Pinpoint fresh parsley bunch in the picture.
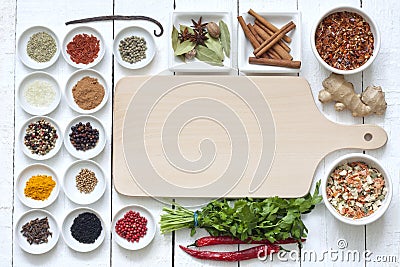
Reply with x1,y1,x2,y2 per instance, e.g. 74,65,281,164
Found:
160,181,322,242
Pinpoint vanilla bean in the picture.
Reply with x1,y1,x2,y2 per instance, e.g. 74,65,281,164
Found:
65,15,164,37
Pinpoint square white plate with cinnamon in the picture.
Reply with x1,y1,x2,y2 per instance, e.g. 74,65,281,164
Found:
238,11,301,74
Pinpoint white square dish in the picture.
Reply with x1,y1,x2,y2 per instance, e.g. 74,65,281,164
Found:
169,12,233,73
238,11,301,74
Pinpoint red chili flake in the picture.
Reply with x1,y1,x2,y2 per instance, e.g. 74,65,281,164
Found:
315,11,374,70
66,33,100,64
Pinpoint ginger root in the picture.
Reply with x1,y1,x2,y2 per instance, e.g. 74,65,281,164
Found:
318,73,387,117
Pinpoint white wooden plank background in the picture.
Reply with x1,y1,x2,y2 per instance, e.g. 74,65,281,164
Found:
0,0,399,266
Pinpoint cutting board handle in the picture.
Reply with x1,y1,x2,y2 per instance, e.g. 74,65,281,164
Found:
333,123,387,150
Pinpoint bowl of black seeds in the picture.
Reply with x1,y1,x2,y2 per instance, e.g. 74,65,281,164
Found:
61,207,105,252
113,26,156,69
18,26,60,70
15,209,60,254
64,115,106,160
20,116,63,160
63,159,106,205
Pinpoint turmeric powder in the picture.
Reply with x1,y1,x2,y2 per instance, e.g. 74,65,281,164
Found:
24,175,56,201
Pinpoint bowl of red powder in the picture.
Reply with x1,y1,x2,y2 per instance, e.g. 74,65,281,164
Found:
62,26,106,68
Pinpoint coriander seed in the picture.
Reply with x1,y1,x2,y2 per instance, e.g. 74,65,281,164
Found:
75,168,98,194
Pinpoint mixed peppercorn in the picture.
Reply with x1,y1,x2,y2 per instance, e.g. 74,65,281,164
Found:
24,119,58,155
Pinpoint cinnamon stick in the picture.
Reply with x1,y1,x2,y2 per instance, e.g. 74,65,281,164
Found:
249,57,301,69
253,24,292,60
247,23,263,44
248,24,280,59
254,20,291,53
248,9,292,43
254,21,296,58
237,16,269,58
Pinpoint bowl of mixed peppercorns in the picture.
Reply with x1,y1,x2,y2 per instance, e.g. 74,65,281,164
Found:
322,153,392,225
311,6,380,74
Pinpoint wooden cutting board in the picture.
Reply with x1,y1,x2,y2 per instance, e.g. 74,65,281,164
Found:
113,76,387,198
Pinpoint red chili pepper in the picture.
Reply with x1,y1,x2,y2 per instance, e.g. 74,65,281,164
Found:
179,244,280,262
189,236,305,247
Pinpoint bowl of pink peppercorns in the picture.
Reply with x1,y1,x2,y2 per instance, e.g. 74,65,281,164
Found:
112,205,156,250
322,153,392,225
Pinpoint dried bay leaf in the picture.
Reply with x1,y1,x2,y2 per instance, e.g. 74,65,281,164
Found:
174,40,195,56
219,20,230,58
205,33,224,60
172,26,179,51
196,45,223,66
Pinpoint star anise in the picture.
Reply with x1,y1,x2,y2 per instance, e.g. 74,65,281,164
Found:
191,16,208,33
189,30,208,46
178,27,193,43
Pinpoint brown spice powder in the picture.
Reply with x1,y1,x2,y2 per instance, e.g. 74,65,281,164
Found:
72,76,105,110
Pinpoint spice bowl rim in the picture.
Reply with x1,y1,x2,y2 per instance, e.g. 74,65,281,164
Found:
321,153,392,226
310,6,380,75
63,159,106,205
19,115,63,161
61,25,106,69
64,68,109,114
17,25,61,70
113,25,156,70
17,71,62,116
61,207,106,252
15,208,60,254
16,163,61,209
112,204,156,250
63,114,106,160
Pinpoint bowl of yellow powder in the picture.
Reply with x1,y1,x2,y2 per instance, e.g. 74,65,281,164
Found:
16,163,60,208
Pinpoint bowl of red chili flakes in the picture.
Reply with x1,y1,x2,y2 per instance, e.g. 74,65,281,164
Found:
62,26,106,69
311,6,380,75
322,153,392,225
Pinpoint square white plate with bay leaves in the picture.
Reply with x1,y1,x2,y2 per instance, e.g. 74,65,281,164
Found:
169,12,232,73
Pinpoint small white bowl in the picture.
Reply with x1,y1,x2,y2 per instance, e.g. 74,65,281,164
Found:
18,71,61,115
62,26,105,69
112,205,156,250
311,6,380,75
64,115,106,159
16,163,60,208
17,26,60,70
62,207,105,252
322,153,392,225
64,69,109,114
20,116,63,160
15,209,60,254
113,26,156,69
63,160,106,205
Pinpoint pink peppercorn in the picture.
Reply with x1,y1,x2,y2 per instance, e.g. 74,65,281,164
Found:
115,210,148,243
